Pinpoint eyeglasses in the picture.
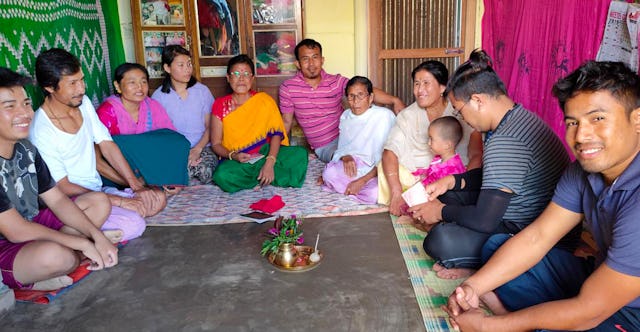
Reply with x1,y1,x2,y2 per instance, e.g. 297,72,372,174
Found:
346,92,370,101
229,71,253,79
453,101,469,117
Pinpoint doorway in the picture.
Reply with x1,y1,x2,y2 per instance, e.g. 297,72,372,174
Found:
368,0,478,105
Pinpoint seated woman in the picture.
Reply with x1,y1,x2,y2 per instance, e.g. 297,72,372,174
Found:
321,76,395,203
96,63,190,191
152,45,218,185
211,54,308,193
378,60,483,216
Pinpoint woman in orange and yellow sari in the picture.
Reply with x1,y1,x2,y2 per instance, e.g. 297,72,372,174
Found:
211,54,308,193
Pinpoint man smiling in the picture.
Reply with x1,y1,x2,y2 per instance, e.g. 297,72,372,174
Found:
445,61,640,331
279,39,404,162
0,67,117,291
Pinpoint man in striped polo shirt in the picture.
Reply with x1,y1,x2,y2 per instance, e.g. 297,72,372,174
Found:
409,50,573,280
279,39,405,163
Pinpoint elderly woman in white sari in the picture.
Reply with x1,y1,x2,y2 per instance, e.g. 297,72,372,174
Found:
379,60,483,215
320,76,396,203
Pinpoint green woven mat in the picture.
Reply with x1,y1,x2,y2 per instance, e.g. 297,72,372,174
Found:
390,215,462,331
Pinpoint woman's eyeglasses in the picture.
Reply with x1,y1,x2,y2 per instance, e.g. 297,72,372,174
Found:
346,93,370,101
229,71,253,79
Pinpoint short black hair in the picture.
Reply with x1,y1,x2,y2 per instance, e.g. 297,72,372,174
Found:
345,76,373,96
412,60,449,86
159,45,197,93
113,63,150,96
294,39,322,61
35,48,81,96
553,61,640,115
227,54,255,75
0,67,32,89
445,49,507,102
430,115,463,146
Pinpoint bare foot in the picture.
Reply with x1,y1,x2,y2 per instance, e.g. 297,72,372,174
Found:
316,175,324,185
103,229,124,244
436,267,475,279
480,291,509,315
163,186,182,196
395,215,414,224
411,219,435,232
32,275,73,291
432,262,445,272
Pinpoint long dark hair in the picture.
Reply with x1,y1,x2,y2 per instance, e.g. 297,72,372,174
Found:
159,45,197,94
445,49,507,102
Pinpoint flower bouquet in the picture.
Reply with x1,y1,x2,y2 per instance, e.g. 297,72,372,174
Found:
260,215,304,256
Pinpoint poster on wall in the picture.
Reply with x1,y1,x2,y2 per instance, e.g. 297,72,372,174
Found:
252,0,297,25
196,0,240,57
597,2,632,65
141,0,185,26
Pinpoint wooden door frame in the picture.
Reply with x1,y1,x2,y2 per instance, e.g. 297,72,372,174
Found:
367,0,478,87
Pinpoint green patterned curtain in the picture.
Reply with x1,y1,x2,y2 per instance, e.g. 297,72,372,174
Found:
0,0,125,108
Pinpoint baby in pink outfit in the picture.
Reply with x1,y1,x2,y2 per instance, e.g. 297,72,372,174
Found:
412,116,466,186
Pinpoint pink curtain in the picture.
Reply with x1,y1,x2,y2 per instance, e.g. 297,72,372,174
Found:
482,0,611,147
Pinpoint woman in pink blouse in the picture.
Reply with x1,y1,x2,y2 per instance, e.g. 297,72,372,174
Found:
96,63,190,191
97,63,176,135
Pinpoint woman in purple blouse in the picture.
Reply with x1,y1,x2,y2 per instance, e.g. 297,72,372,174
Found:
152,45,217,185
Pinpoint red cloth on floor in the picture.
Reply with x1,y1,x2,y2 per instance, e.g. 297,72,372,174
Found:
249,195,285,214
13,262,92,304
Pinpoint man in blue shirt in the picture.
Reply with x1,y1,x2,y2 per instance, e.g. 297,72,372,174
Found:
445,61,640,331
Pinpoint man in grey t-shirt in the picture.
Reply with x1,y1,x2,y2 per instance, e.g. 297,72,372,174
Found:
0,67,117,291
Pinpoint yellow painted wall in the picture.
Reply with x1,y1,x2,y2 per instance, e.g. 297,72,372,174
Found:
303,0,356,77
302,0,483,77
476,0,484,48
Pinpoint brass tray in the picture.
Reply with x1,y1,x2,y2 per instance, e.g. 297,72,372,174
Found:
267,245,323,272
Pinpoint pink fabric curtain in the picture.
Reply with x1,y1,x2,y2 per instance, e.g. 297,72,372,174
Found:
482,0,611,146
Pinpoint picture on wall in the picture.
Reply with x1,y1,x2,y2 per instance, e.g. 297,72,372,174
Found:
252,0,296,25
196,0,240,57
253,30,297,76
140,0,185,26
143,31,188,78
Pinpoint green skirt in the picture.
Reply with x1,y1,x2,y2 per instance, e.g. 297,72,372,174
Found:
213,144,308,193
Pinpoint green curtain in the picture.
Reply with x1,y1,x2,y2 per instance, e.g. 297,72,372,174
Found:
101,0,126,76
0,0,125,108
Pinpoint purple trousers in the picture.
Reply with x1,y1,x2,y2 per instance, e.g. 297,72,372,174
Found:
322,157,379,204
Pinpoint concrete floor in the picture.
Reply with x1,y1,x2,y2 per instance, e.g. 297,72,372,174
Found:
1,213,424,332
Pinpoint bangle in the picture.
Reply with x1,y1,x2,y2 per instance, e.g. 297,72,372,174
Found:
266,155,276,163
228,150,236,160
385,172,397,177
